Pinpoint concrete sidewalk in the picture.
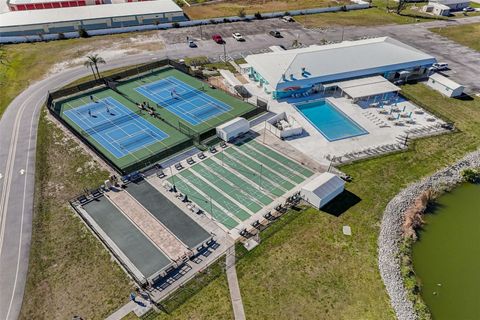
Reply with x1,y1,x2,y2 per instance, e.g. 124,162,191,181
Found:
226,246,246,320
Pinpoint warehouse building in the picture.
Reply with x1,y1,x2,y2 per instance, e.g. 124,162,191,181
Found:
0,0,185,37
7,0,147,11
244,37,437,99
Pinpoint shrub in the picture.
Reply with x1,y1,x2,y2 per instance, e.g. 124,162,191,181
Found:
462,168,480,183
172,22,180,28
223,18,230,23
78,27,89,38
254,12,262,19
238,8,246,17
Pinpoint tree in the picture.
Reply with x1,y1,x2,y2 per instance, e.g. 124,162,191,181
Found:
83,60,97,80
85,54,106,79
238,8,246,18
396,0,408,14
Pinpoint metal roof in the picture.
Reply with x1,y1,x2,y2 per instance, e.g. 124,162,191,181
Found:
336,76,400,99
0,0,182,27
245,37,436,90
301,172,345,199
429,73,464,90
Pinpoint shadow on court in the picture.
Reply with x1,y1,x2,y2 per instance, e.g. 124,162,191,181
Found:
321,189,361,217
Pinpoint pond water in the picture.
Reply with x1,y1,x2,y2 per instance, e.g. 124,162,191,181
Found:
412,183,480,319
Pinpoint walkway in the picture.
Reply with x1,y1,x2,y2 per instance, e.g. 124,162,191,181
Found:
226,246,246,320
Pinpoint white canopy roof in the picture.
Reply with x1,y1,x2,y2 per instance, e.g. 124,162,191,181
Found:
335,76,400,99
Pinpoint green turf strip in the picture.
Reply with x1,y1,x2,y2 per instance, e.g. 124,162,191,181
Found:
179,170,251,221
166,176,238,229
235,143,305,184
247,140,314,178
213,152,285,197
192,163,262,213
225,148,294,191
202,158,273,206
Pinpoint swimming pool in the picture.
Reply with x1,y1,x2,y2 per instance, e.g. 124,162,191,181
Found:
295,100,368,141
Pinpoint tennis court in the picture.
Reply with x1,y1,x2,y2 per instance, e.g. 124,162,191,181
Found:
135,76,232,126
118,67,256,135
64,97,169,158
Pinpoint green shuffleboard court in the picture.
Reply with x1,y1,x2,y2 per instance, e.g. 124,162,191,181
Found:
168,140,315,230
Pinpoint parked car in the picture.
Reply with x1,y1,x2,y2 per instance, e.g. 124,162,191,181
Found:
232,32,245,41
282,15,294,22
432,62,449,71
212,34,224,44
188,40,197,48
269,30,282,38
463,6,475,11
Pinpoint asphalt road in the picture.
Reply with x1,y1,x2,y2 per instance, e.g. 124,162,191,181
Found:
1,15,480,320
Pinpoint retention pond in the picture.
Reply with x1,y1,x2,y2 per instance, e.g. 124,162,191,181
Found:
412,183,480,319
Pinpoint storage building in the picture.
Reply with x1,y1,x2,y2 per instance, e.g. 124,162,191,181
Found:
427,73,464,97
216,117,250,142
300,173,345,209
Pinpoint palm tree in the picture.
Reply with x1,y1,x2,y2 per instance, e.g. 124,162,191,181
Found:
83,60,97,80
85,54,106,79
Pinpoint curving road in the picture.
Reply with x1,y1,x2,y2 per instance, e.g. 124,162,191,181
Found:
1,16,480,320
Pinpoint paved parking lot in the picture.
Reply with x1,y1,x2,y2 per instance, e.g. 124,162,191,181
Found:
156,16,480,93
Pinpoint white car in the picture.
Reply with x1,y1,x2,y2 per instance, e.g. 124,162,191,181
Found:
432,62,449,71
282,15,294,22
232,32,245,41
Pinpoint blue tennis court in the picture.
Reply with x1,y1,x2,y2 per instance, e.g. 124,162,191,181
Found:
135,76,233,126
63,97,169,158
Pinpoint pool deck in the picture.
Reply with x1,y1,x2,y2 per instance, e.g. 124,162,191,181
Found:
244,80,447,166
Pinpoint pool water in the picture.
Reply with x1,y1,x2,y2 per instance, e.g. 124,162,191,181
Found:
295,100,368,141
412,183,480,320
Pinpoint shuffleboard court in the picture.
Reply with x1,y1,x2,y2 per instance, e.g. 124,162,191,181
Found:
63,97,169,158
126,179,211,248
135,76,232,126
201,159,273,206
235,142,305,184
191,163,262,213
82,196,171,279
179,170,251,221
225,148,295,191
247,140,314,178
167,175,239,229
213,152,285,197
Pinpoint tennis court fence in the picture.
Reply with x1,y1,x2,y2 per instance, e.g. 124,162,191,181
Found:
46,59,268,174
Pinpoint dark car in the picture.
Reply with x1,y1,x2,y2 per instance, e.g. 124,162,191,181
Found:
269,30,282,38
212,34,224,44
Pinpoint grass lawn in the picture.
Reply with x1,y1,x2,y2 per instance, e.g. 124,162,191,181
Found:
137,83,480,319
19,109,133,319
430,23,480,52
295,0,444,27
183,0,351,19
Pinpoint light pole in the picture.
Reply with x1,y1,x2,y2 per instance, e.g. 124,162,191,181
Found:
223,42,227,62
